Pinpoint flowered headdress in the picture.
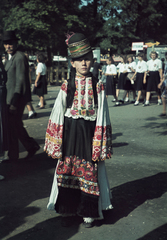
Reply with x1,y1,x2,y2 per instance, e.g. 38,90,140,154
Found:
65,32,92,59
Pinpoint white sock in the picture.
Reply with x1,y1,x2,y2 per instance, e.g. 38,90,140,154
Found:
28,111,34,116
125,97,129,101
145,100,149,104
158,99,161,103
83,217,94,223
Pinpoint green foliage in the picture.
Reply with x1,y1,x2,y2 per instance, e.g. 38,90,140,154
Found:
0,0,167,57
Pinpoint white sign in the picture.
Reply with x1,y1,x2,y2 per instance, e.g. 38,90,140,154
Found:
132,42,144,51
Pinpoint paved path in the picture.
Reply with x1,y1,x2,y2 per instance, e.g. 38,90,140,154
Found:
0,86,167,240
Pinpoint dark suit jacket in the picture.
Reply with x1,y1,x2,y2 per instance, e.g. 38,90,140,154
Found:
5,50,31,107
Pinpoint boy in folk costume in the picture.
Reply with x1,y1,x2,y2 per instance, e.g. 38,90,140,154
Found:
44,33,113,228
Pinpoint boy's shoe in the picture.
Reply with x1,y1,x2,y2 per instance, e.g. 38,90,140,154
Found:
82,221,94,228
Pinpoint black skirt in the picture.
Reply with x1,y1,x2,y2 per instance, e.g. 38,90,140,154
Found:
33,75,47,96
55,117,100,218
135,72,146,91
117,73,128,90
106,76,116,96
146,71,160,91
124,73,135,91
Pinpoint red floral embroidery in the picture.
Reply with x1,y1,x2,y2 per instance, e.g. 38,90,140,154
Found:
88,89,93,95
56,156,99,196
44,120,63,159
81,89,85,95
92,125,112,161
61,82,67,93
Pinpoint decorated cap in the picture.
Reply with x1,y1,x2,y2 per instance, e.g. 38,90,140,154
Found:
66,32,92,59
3,30,19,43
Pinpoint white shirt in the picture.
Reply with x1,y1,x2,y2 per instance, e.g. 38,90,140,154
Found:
36,62,47,75
117,63,128,73
127,62,136,72
136,60,147,73
147,59,162,71
105,64,117,74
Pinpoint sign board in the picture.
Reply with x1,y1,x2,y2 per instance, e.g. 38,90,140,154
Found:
132,42,144,51
146,45,167,60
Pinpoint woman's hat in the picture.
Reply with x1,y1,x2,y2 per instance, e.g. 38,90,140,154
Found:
3,30,19,43
66,33,92,59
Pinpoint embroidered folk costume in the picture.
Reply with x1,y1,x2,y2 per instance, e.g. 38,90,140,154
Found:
44,33,113,224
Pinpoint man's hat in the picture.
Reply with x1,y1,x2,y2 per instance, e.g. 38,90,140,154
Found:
66,33,92,59
3,30,19,43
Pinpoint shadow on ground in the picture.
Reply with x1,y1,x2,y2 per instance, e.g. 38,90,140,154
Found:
103,172,167,225
137,223,167,240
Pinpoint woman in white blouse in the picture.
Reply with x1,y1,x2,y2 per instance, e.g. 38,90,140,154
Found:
34,53,47,109
105,57,118,104
143,51,163,106
116,55,128,104
131,53,147,106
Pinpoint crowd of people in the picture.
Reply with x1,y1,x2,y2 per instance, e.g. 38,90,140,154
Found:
99,51,167,116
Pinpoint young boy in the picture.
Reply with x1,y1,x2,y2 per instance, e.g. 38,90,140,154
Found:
44,33,113,228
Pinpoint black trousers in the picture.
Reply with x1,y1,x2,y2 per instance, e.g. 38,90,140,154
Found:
7,102,38,160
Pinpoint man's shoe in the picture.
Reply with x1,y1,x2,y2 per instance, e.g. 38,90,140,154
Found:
159,113,166,117
25,145,40,159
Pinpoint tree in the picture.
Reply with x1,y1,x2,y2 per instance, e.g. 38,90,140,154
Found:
0,0,84,57
96,0,167,54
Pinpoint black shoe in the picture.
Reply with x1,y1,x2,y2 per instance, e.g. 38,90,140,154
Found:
38,106,45,109
25,145,40,159
131,100,135,104
82,221,94,228
159,113,166,117
28,112,37,119
143,102,149,107
119,100,124,104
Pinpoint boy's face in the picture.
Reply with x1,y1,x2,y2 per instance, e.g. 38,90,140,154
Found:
71,52,93,76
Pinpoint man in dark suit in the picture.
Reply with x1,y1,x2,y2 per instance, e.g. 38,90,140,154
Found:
3,30,40,161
